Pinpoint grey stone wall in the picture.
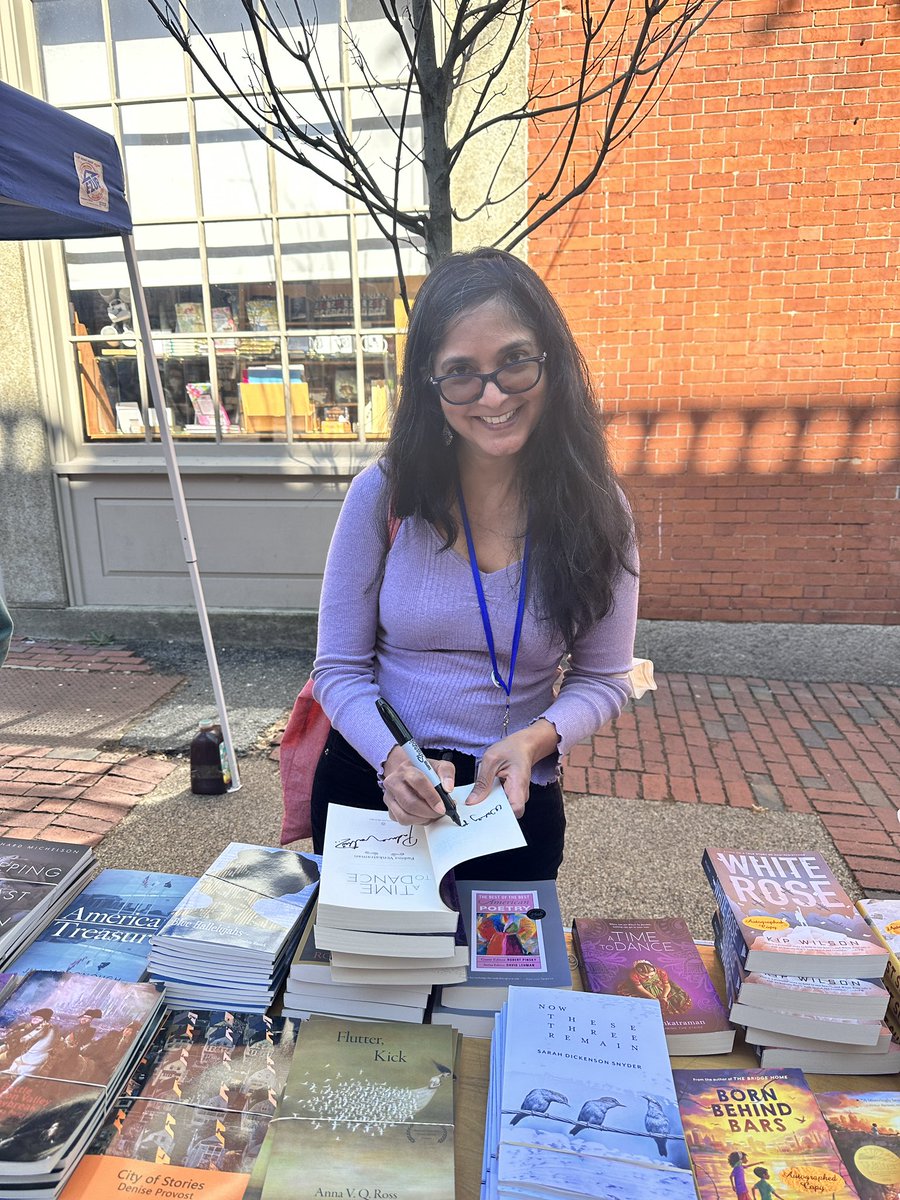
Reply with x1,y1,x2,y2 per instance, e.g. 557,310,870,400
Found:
0,242,68,606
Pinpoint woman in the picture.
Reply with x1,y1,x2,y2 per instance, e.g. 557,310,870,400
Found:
310,248,638,880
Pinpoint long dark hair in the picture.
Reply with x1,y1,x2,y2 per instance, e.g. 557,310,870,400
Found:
382,247,637,651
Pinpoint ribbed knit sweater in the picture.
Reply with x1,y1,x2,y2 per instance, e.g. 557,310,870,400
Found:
311,463,639,784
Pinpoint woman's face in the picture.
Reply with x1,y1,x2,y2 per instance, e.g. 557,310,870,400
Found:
432,298,546,465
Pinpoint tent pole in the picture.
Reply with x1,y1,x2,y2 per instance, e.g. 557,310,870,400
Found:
122,234,241,793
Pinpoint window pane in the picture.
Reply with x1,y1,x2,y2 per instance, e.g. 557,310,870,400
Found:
34,0,110,107
273,92,347,214
196,99,270,217
121,103,197,221
134,223,203,289
346,0,412,84
362,334,396,438
73,338,139,440
350,89,426,210
207,220,275,292
109,0,186,99
187,0,269,95
281,216,353,329
266,0,342,87
355,215,427,284
65,240,130,329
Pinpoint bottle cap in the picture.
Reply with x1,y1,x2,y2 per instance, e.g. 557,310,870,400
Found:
198,719,217,730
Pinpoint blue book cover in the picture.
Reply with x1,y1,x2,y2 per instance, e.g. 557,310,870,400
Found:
9,869,195,982
495,987,698,1198
154,846,321,958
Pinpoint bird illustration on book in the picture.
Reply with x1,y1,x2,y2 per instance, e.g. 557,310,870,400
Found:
509,1088,570,1126
568,1096,624,1137
643,1094,670,1156
297,1059,452,1133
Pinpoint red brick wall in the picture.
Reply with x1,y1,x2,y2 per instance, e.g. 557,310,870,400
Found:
529,0,900,623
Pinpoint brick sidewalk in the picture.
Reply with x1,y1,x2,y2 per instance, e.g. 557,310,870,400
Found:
564,672,900,894
1,637,177,845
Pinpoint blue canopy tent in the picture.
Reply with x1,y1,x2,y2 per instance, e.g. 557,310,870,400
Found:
0,79,240,789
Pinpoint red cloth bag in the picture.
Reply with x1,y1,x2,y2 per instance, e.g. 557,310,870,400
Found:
279,677,332,844
280,514,399,845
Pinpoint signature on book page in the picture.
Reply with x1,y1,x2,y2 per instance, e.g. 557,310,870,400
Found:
333,830,420,852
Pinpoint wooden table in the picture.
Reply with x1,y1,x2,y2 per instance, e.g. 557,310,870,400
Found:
452,944,899,1200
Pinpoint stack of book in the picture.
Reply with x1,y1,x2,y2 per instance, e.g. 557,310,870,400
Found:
245,1015,457,1200
483,986,697,1200
429,878,571,1037
147,843,320,1012
8,868,195,982
573,915,735,1055
675,1067,862,1199
0,837,95,971
857,895,900,1041
306,796,524,1022
0,969,165,1199
705,848,896,1075
282,907,435,1023
62,1007,301,1199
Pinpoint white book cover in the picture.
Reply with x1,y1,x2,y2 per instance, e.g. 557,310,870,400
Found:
496,988,697,1198
737,970,890,1018
317,786,525,934
730,999,884,1045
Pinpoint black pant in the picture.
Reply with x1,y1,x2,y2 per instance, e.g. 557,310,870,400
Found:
311,727,566,881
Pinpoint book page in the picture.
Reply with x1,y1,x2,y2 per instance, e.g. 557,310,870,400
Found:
423,781,526,883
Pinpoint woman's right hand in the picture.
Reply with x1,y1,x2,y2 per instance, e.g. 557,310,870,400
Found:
381,745,456,826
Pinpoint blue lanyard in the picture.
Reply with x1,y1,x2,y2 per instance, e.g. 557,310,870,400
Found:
457,486,530,735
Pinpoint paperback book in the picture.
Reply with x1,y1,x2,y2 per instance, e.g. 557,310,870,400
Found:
729,999,885,1046
857,897,900,998
490,987,697,1200
10,869,195,981
254,1016,456,1200
703,849,888,978
148,845,320,1011
734,969,890,1021
755,1041,900,1074
817,1091,900,1200
673,1067,860,1200
0,970,165,1197
0,837,95,968
438,879,571,1010
573,915,735,1054
61,1009,300,1200
316,788,525,936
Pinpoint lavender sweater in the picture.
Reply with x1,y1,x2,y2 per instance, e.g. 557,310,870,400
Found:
311,463,639,784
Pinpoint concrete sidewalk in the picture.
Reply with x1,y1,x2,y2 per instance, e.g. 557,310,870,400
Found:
1,618,897,938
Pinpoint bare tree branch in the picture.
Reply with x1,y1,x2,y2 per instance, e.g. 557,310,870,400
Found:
147,0,730,292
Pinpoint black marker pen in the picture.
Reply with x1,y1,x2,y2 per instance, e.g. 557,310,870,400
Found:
376,698,463,827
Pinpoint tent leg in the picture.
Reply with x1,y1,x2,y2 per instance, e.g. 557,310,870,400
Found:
122,235,241,793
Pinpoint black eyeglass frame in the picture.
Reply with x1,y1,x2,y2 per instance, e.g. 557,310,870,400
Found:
429,352,548,405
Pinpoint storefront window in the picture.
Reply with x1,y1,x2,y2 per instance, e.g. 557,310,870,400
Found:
37,0,428,446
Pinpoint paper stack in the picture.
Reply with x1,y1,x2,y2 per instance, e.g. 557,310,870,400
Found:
0,970,165,1200
299,792,525,1023
705,848,897,1075
0,837,95,971
429,878,571,1038
482,986,697,1200
148,843,320,1012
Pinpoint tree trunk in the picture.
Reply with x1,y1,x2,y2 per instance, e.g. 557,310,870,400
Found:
412,0,453,265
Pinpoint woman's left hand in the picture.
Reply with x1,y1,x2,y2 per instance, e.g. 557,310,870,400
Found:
466,718,559,818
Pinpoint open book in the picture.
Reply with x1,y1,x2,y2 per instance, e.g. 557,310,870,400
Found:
316,783,526,935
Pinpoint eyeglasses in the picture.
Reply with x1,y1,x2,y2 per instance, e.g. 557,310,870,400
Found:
429,352,547,405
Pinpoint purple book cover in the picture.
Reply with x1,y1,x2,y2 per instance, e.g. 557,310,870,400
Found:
573,916,732,1038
